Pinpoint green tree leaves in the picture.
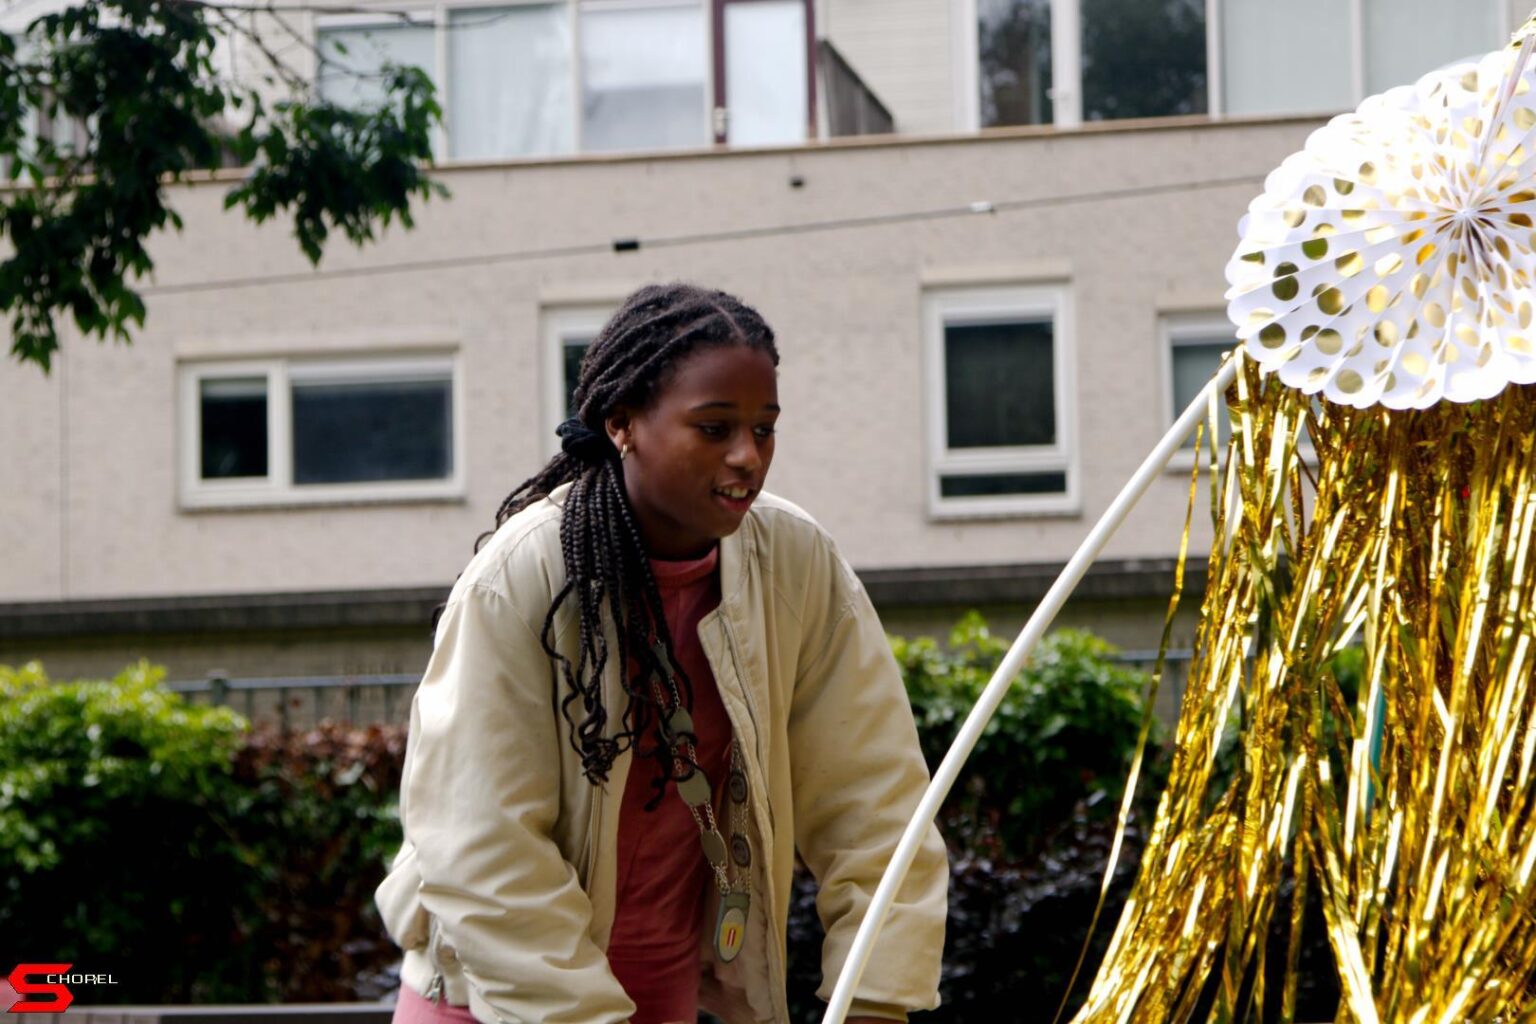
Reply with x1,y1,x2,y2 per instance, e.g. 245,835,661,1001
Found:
1,1,445,372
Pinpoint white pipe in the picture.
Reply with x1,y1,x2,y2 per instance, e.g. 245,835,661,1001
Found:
821,354,1241,1024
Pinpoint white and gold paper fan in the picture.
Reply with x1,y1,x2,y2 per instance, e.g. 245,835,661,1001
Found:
1227,29,1536,409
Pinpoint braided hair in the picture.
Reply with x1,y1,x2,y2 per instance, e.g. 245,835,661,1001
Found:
479,282,778,807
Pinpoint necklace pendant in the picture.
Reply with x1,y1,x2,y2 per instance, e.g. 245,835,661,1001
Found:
714,891,750,963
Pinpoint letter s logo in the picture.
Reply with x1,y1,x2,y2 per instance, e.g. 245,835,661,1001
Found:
6,965,73,1013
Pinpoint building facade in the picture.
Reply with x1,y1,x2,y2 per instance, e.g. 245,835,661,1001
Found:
0,0,1521,702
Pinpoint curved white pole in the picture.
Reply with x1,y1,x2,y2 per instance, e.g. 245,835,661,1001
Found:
822,355,1240,1023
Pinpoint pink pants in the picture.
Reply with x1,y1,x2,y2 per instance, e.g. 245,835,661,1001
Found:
391,984,478,1024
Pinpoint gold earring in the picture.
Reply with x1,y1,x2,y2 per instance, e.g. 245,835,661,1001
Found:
620,443,631,461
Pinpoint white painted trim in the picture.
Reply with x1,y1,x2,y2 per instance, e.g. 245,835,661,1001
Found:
179,353,464,510
1050,0,1082,127
571,0,586,153
953,0,981,132
178,359,280,508
702,0,717,144
541,305,617,459
433,1,450,158
1205,0,1223,117
288,354,455,383
921,283,1079,519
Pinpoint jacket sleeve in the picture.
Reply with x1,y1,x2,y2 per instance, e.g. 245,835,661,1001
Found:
403,582,636,1024
786,542,949,1020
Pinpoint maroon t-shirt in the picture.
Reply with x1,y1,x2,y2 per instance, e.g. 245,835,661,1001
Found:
607,547,730,1024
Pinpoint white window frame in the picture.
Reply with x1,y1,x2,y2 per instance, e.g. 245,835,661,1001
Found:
962,0,1511,129
178,353,465,509
1160,311,1236,472
314,0,719,161
922,284,1078,519
541,305,615,459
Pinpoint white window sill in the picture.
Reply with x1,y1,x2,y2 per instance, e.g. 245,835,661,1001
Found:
179,481,466,513
927,497,1082,521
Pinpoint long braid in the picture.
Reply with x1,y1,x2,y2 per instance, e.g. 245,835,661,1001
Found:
470,283,778,799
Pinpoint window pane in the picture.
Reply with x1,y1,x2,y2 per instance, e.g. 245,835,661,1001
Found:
316,23,436,110
449,5,575,159
725,1,808,146
940,471,1067,497
944,319,1055,448
291,376,452,484
979,0,1052,127
1363,0,1498,95
580,2,707,152
1082,0,1206,121
1220,0,1351,115
1171,340,1232,450
200,377,269,480
563,339,593,418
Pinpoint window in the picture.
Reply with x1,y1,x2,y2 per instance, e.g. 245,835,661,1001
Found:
448,5,575,159
974,0,1504,127
179,355,461,508
317,19,438,113
724,1,810,146
581,1,708,152
542,306,613,457
978,0,1053,127
1162,314,1315,466
923,286,1076,516
1162,314,1234,456
978,0,1205,127
316,0,813,160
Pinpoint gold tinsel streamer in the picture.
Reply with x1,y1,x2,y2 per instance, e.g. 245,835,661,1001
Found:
1072,351,1536,1023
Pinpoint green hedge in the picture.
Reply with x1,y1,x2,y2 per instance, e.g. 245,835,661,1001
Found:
898,615,1154,858
0,661,403,999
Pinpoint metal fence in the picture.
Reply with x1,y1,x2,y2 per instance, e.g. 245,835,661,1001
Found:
167,650,1198,729
165,673,420,729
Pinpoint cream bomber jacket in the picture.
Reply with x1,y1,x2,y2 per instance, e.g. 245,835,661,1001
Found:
375,486,949,1024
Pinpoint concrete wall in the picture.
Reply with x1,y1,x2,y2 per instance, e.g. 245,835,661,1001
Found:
0,117,1318,608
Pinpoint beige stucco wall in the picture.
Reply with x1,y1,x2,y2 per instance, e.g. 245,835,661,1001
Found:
0,117,1320,605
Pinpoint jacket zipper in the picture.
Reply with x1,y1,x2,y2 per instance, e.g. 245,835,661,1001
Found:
717,617,789,1024
583,772,603,884
425,917,446,1004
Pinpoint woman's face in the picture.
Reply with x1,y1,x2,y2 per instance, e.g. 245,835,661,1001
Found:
608,344,779,560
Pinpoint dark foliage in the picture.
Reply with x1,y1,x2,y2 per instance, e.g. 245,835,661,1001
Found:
788,809,1148,1022
227,722,408,999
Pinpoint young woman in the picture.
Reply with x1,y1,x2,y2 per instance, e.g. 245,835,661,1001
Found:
377,283,949,1024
